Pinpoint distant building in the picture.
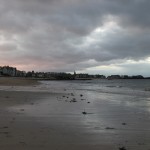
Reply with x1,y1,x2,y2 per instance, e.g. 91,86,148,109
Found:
1,66,16,76
94,75,106,79
75,73,89,79
131,75,144,79
16,70,26,77
36,72,45,78
107,75,121,80
121,75,129,79
0,67,2,76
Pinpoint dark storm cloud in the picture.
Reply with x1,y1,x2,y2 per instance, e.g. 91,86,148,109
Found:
0,0,150,73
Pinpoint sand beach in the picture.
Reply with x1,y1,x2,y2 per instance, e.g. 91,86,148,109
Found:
0,78,150,150
0,77,39,86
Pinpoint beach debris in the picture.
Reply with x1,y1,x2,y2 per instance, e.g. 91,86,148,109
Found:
105,127,115,130
70,98,77,102
122,123,127,125
71,93,74,96
81,99,86,101
0,126,8,129
80,94,83,97
82,109,87,115
20,109,25,111
82,111,87,115
2,126,8,129
119,146,127,150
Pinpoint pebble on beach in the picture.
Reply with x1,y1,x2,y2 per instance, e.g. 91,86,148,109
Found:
119,146,127,150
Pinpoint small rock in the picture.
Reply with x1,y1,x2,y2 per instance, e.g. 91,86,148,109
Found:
105,127,115,130
20,109,24,111
122,123,126,125
82,111,87,115
71,93,74,96
70,98,77,102
81,99,86,101
119,146,126,150
3,126,8,129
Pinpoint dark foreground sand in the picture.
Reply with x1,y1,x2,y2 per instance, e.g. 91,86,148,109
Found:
0,77,39,86
0,78,150,150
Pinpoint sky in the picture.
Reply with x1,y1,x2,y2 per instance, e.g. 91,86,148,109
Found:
0,0,150,76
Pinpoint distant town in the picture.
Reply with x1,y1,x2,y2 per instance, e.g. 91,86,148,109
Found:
0,66,149,80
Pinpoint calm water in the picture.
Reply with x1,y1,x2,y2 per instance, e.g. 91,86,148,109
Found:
40,79,150,96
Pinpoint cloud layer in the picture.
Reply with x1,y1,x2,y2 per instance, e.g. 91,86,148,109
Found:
0,0,150,75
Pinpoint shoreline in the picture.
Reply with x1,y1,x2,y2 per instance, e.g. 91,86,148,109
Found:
1,77,150,87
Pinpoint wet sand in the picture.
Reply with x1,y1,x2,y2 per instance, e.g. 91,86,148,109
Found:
0,77,39,86
0,79,150,150
0,90,120,150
